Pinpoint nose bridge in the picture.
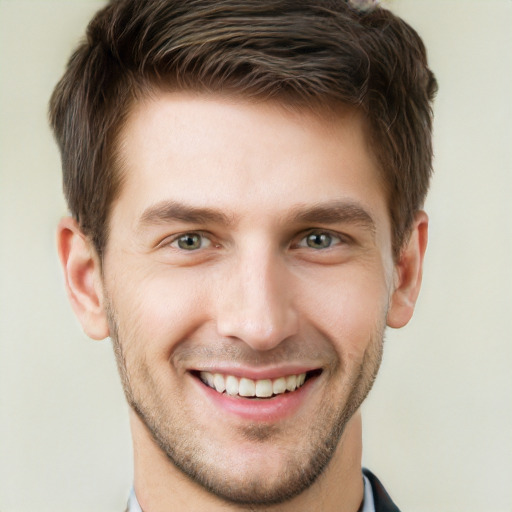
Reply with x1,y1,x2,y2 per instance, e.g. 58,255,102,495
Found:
216,241,298,350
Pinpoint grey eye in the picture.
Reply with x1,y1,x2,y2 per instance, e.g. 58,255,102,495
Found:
306,232,333,249
296,231,344,250
175,233,205,250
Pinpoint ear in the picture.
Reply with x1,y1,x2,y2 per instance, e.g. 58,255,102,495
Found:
387,211,429,329
57,217,110,340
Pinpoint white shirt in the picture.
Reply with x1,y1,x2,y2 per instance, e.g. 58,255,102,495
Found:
127,473,375,512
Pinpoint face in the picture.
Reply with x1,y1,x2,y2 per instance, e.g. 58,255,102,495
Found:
102,94,396,505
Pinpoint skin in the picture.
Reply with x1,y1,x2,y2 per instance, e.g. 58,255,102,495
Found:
58,93,428,511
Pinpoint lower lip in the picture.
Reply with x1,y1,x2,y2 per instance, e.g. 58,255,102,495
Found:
191,374,318,423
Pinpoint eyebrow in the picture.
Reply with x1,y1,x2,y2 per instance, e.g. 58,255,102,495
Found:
138,200,234,227
289,201,376,235
138,199,376,234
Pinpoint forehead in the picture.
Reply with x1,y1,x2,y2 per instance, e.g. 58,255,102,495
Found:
112,92,388,232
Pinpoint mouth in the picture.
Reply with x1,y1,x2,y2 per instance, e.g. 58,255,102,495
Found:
193,369,322,399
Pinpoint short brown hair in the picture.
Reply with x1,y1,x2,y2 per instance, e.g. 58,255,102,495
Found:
49,0,437,258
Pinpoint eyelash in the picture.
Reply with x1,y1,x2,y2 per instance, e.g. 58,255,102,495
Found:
165,231,215,251
161,229,349,252
293,229,350,250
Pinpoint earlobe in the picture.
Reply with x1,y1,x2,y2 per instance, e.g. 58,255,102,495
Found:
387,211,429,329
57,217,110,340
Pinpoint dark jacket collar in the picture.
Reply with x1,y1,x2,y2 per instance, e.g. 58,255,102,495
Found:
363,468,401,512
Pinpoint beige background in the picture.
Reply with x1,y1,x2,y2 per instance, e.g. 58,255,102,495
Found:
1,1,511,511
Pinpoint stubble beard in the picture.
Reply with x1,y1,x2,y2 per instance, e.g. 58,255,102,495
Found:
107,302,384,507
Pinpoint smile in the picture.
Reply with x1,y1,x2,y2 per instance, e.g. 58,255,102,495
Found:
199,371,311,398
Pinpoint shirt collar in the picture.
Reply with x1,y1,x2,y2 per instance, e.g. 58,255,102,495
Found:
127,487,142,512
360,472,376,512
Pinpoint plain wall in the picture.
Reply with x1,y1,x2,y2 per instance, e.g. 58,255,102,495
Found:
0,1,511,511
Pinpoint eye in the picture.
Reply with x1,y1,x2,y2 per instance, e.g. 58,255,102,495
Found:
297,231,342,250
171,232,212,251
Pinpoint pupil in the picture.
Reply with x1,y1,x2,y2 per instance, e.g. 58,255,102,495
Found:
308,233,330,249
179,234,200,250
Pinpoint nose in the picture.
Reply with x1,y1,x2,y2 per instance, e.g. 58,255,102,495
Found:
216,246,299,351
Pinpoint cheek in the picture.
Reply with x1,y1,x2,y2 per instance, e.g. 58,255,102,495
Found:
108,264,212,358
299,265,389,360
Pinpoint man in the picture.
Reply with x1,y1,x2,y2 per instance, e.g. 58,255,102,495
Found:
50,0,436,510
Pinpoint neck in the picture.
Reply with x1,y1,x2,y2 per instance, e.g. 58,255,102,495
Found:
130,410,364,512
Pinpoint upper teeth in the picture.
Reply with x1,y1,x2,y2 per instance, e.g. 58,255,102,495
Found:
199,371,307,398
